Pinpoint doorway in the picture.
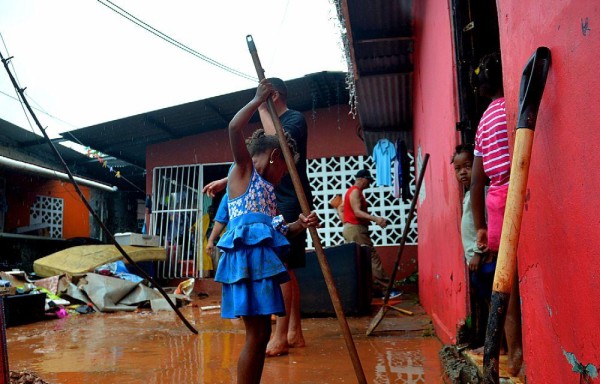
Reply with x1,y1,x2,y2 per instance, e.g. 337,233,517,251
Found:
151,163,230,279
451,0,501,144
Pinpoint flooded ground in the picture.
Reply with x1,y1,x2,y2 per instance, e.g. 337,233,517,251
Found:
6,293,445,383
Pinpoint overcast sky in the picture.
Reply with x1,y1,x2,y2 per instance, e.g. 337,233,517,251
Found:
0,0,347,139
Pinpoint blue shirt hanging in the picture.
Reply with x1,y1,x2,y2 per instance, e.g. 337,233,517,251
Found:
372,138,397,186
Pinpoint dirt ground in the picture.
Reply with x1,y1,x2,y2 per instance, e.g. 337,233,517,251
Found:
6,292,445,383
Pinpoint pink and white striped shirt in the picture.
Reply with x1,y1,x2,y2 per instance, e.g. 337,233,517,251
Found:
474,97,510,188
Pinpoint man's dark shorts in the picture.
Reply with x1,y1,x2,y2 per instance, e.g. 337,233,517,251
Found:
280,206,307,270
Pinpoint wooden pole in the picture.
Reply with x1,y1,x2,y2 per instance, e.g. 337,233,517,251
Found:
246,35,367,384
483,47,550,383
0,299,8,384
366,153,429,336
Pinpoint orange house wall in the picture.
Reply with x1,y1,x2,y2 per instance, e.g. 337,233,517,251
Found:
5,175,90,238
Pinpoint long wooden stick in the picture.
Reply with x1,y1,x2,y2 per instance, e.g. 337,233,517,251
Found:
366,153,429,336
0,299,8,384
0,51,198,335
246,35,367,384
483,47,550,383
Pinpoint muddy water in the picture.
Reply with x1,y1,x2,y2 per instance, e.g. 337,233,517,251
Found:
7,303,444,383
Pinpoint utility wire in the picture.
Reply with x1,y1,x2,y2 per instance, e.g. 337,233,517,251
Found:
0,32,37,135
0,50,198,334
97,0,258,82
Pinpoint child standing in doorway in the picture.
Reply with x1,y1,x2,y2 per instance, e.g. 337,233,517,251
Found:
452,144,493,353
215,79,318,384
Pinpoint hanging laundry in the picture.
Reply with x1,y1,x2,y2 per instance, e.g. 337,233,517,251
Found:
372,138,396,186
393,140,401,198
393,140,411,199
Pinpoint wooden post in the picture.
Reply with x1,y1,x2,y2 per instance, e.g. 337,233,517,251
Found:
483,47,550,383
0,299,9,384
246,35,367,384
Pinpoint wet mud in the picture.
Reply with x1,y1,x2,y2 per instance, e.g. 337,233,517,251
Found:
7,296,444,383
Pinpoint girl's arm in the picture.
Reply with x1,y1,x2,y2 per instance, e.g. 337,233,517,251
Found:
470,156,489,252
227,80,273,197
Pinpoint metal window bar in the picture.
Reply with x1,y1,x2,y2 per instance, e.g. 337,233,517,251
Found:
151,164,203,279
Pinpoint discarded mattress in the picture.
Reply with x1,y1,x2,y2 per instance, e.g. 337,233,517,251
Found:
34,244,166,277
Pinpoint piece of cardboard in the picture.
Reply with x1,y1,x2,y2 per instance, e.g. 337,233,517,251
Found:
33,245,166,277
114,233,160,247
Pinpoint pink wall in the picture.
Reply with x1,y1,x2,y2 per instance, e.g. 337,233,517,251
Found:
411,0,468,344
496,1,600,381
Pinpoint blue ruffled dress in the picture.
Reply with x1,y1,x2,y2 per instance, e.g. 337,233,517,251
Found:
215,168,291,318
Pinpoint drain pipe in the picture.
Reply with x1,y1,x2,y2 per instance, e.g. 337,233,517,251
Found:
0,155,117,192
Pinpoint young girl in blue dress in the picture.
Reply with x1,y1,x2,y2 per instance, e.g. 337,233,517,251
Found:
216,79,318,384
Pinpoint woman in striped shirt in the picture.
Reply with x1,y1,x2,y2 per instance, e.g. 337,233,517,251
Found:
470,52,523,376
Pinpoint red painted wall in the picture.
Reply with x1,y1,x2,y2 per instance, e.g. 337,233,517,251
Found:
496,1,600,381
411,1,468,343
146,106,366,182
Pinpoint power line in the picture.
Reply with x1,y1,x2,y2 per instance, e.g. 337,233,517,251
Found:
97,0,258,82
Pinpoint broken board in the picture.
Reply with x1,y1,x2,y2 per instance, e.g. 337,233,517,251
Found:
33,244,166,277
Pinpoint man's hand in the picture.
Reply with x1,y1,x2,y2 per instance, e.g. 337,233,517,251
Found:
375,216,388,228
202,178,227,197
298,212,319,229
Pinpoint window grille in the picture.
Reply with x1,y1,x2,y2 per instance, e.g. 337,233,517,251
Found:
151,164,203,279
30,195,63,238
306,154,416,249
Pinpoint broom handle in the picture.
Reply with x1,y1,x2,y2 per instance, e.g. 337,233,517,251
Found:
381,153,429,305
246,35,367,384
483,46,550,383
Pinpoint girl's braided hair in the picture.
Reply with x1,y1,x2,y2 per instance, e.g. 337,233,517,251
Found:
451,143,475,164
246,128,299,163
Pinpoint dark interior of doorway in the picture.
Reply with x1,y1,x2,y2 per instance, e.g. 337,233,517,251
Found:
202,163,231,207
451,0,501,144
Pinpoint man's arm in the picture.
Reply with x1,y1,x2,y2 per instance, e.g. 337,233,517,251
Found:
258,103,276,135
349,189,387,228
202,177,227,197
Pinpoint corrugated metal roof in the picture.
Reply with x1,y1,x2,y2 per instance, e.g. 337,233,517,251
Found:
64,71,349,168
339,0,414,151
0,118,145,191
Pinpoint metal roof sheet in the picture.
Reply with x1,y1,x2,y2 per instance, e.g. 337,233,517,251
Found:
0,118,144,191
64,71,349,168
339,0,414,147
